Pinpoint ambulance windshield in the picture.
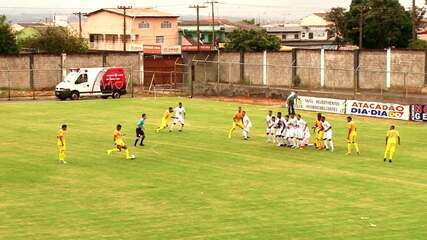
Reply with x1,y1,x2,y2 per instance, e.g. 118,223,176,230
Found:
63,72,79,82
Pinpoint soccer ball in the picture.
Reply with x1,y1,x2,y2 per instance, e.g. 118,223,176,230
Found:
130,154,136,159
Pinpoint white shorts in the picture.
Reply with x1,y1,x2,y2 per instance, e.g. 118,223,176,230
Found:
286,128,294,138
173,116,185,125
296,129,303,139
324,130,333,140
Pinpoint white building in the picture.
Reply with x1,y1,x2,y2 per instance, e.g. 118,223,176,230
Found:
265,13,336,49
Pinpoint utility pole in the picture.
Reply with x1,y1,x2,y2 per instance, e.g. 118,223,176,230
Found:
206,1,219,50
118,5,132,52
412,0,417,41
73,12,87,38
189,5,207,52
359,10,363,49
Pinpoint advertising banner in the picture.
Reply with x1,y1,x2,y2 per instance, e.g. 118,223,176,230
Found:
346,100,410,120
295,96,346,114
410,104,427,122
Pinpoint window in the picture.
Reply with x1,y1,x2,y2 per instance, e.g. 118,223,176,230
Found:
302,32,306,38
75,74,88,84
161,21,172,28
294,34,299,39
282,34,287,40
139,21,150,29
156,36,165,44
308,32,314,39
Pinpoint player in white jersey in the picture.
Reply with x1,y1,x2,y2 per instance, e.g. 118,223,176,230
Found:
266,110,274,142
274,112,284,146
287,114,298,148
242,111,252,140
171,102,186,132
321,116,334,152
296,114,309,148
281,115,290,147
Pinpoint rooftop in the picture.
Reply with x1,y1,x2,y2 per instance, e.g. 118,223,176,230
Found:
179,18,257,30
86,8,179,18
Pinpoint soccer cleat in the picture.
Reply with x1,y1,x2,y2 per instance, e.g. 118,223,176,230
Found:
384,158,387,162
346,152,351,155
389,160,392,163
140,143,145,146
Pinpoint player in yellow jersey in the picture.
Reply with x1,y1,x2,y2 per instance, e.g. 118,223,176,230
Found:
107,124,134,160
228,106,245,138
384,125,400,163
346,116,360,155
156,107,174,132
57,124,67,164
312,113,324,149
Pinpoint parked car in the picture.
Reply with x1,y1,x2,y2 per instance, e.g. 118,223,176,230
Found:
55,67,127,100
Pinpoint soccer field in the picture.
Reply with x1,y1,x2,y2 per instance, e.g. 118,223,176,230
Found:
0,97,426,240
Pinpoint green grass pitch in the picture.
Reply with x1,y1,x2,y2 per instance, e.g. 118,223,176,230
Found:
0,97,426,240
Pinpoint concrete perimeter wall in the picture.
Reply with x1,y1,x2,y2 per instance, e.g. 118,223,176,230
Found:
0,52,142,90
188,49,427,95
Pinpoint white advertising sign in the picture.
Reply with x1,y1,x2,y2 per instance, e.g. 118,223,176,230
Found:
295,96,346,114
346,100,410,120
161,45,182,55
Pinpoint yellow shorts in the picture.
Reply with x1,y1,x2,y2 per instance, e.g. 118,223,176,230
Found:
348,132,357,143
232,121,244,129
385,142,396,152
160,119,170,128
115,139,126,147
317,130,324,140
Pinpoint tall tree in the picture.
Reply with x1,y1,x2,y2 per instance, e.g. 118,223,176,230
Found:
23,27,88,54
345,0,412,49
225,29,281,52
325,7,347,49
0,15,18,54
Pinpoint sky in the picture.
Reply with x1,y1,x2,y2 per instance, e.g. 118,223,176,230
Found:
0,0,425,21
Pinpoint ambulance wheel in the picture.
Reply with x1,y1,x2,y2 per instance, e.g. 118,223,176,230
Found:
70,91,80,100
112,91,121,99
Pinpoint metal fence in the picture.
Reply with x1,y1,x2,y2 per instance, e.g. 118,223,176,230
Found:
0,66,191,101
191,60,427,102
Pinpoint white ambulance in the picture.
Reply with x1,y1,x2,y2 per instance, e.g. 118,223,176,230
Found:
55,67,127,100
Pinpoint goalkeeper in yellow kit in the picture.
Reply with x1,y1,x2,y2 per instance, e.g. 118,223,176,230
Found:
384,125,400,163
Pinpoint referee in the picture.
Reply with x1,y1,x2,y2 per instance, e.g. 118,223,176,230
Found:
134,113,147,147
286,91,298,115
